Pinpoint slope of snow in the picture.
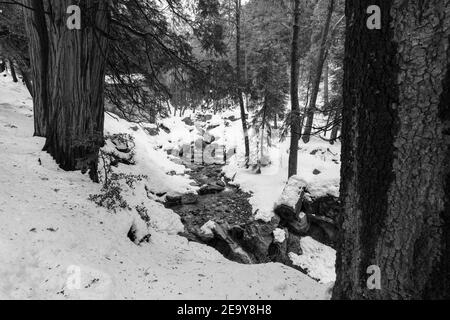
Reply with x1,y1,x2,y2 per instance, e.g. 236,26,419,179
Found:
0,74,330,300
289,237,336,284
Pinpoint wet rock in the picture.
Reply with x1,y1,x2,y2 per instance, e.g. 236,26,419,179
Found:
181,193,199,205
198,184,225,195
144,127,159,136
285,212,309,236
216,180,226,187
165,194,182,207
302,194,340,221
159,123,171,134
182,117,194,126
242,215,280,263
212,223,253,264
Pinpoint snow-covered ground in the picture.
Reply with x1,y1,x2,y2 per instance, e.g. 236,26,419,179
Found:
0,73,331,300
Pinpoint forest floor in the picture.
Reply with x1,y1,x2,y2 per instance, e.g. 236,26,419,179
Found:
0,72,331,300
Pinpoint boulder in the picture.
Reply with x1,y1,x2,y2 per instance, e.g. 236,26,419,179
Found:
165,194,182,207
211,223,253,264
286,212,310,236
198,184,225,195
181,193,199,205
182,117,194,126
274,176,308,222
242,215,280,263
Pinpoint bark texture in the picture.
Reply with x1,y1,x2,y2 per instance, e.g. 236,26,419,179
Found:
22,0,49,137
333,0,450,299
288,0,301,178
42,0,110,182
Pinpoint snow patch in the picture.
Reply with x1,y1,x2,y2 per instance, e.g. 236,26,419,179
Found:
289,237,336,284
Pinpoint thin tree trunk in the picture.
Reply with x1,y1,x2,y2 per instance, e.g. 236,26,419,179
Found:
302,0,335,143
22,0,49,137
333,0,450,300
323,59,329,110
288,0,301,178
9,59,18,83
329,109,340,144
323,60,330,136
236,0,250,167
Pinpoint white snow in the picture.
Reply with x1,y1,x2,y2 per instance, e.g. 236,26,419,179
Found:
274,175,308,209
273,228,286,244
0,73,330,300
289,237,336,284
200,220,216,236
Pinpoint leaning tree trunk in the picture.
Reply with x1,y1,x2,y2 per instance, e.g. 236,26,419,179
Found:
302,0,335,143
333,0,450,300
288,0,301,178
41,0,110,182
235,0,250,167
9,59,18,83
22,0,49,137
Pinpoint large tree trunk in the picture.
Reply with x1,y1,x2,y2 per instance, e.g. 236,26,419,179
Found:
302,0,335,143
333,0,450,300
288,0,301,178
22,0,49,137
235,0,250,167
42,0,110,183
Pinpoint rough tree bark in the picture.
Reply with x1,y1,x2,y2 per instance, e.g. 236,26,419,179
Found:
235,0,250,167
42,0,110,183
288,0,301,178
22,0,49,137
333,0,450,299
302,0,335,143
23,0,110,182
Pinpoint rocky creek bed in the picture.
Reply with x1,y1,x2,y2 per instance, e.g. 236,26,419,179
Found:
164,159,340,277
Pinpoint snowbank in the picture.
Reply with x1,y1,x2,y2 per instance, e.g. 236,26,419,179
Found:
289,237,336,284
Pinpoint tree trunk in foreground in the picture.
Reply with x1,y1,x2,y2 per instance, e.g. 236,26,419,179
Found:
235,0,250,167
22,0,49,137
42,0,110,182
302,0,334,143
23,0,110,182
333,0,450,299
288,0,301,178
